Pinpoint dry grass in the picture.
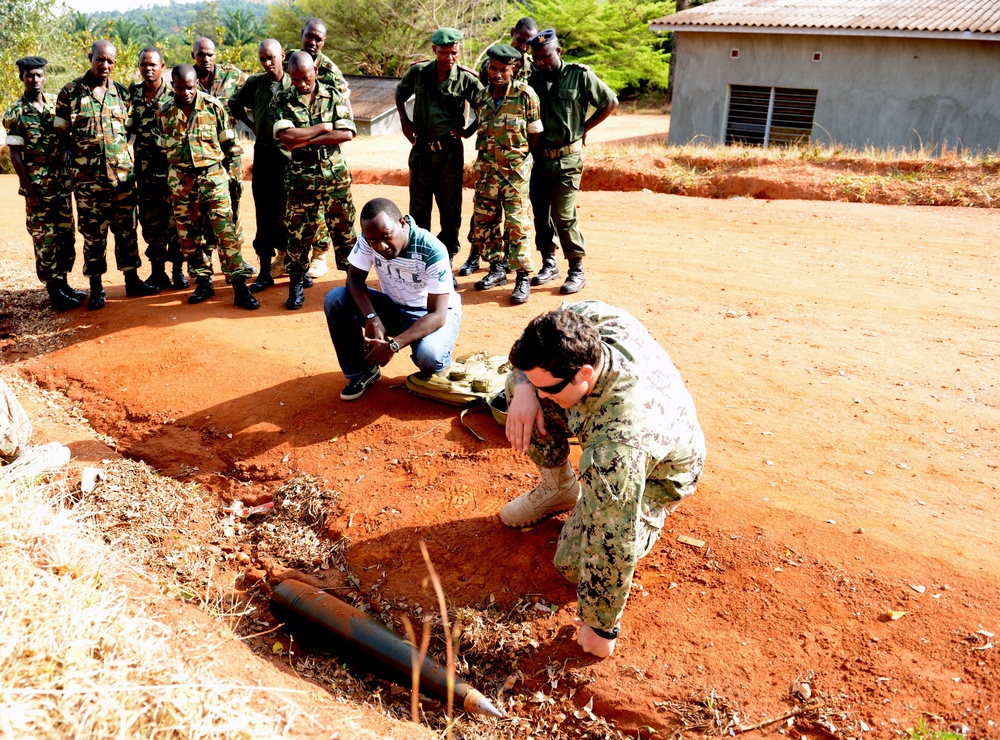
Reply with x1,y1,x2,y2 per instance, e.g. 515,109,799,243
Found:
0,257,81,357
0,459,305,738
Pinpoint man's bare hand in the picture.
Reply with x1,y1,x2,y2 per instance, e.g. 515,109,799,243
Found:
574,618,616,658
401,118,415,144
505,383,545,453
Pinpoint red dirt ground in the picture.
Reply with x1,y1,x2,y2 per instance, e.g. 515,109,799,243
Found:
2,143,999,738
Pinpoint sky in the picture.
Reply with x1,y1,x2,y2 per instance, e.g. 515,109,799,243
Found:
62,0,202,14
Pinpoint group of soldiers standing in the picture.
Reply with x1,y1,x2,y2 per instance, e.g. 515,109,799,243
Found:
3,16,617,312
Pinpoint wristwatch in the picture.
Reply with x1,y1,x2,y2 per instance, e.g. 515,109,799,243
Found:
388,339,400,353
365,312,377,321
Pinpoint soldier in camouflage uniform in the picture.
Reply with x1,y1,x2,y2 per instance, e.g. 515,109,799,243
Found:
461,17,540,279
54,40,160,310
283,18,353,280
468,44,542,305
3,56,83,311
527,30,618,295
127,47,186,291
230,39,294,293
502,301,706,658
156,64,258,311
192,37,250,276
395,28,482,263
272,51,357,310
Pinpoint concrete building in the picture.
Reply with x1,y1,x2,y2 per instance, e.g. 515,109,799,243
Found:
345,75,412,136
651,0,1000,153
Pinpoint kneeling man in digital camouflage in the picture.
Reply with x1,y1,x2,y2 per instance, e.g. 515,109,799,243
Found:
502,301,706,657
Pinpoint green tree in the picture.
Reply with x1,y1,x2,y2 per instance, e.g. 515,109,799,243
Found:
526,0,673,95
223,7,265,45
138,13,165,47
0,0,63,109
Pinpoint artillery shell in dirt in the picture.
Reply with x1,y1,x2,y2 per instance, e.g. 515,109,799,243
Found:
270,578,503,718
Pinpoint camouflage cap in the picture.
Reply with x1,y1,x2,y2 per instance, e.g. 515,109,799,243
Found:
15,56,48,74
486,44,522,63
431,27,463,46
528,29,558,49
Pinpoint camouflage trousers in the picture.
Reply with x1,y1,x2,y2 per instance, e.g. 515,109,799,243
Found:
468,164,534,273
168,164,250,280
74,180,141,277
285,172,356,275
24,193,76,284
203,161,243,263
136,175,182,265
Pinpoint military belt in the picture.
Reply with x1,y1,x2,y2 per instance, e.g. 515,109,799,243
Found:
539,139,583,160
417,136,456,153
173,162,223,175
291,146,332,163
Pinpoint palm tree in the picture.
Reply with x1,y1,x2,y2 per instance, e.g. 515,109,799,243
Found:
221,8,264,46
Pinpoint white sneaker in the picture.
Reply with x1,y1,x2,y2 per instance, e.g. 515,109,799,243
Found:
500,461,581,527
270,251,287,278
307,254,329,278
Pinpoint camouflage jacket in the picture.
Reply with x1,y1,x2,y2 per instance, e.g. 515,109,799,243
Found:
472,78,542,180
563,300,705,631
156,90,237,172
285,50,350,100
3,92,71,197
54,72,134,186
127,79,172,181
272,80,355,192
198,64,245,173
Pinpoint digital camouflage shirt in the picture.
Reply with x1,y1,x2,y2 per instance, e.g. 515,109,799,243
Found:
3,92,71,197
561,300,705,631
156,90,237,170
54,72,134,186
396,60,482,139
472,78,542,180
271,80,356,191
527,62,615,149
127,79,172,181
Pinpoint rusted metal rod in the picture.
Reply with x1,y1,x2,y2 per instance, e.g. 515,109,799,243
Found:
270,579,503,718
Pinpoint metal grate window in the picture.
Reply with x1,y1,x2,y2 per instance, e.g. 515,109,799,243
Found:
725,85,817,147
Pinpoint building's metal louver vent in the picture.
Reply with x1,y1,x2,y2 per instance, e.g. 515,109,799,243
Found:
725,85,817,147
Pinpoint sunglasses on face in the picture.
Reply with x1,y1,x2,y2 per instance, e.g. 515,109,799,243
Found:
531,374,574,394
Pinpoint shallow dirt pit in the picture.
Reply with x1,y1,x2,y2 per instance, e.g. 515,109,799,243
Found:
2,167,999,738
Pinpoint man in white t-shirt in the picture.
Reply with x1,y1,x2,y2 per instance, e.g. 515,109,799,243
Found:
323,197,462,401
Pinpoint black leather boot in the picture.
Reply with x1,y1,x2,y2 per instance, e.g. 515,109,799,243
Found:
286,275,305,310
531,251,560,286
474,260,508,291
188,275,214,304
560,258,586,295
147,261,171,290
87,276,106,311
233,276,260,310
124,269,161,297
171,262,189,289
56,277,87,302
47,281,81,311
510,270,531,305
457,248,480,277
303,274,314,288
249,269,274,293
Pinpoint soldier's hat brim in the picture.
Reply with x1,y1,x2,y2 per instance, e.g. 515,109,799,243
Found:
431,28,463,46
486,44,522,63
528,29,558,49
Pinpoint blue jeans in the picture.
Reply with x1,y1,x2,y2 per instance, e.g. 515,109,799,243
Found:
324,287,461,380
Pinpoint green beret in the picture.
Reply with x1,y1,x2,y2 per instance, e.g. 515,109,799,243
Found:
486,44,522,63
431,27,463,46
15,56,48,74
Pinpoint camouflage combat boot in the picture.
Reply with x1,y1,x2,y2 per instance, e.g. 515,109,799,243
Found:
474,260,508,291
500,461,581,527
188,275,215,304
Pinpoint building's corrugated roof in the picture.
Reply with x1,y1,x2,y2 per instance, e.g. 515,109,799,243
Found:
345,75,401,121
650,0,1000,36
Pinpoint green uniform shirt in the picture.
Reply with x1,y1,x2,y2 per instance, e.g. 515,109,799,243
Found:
156,90,237,170
284,50,350,100
3,92,70,197
127,79,172,181
562,300,705,631
472,78,542,180
396,60,483,139
528,61,615,149
231,72,292,150
54,72,134,185
271,80,356,190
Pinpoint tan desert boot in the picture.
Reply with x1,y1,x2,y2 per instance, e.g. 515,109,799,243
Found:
500,461,581,527
270,250,287,278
